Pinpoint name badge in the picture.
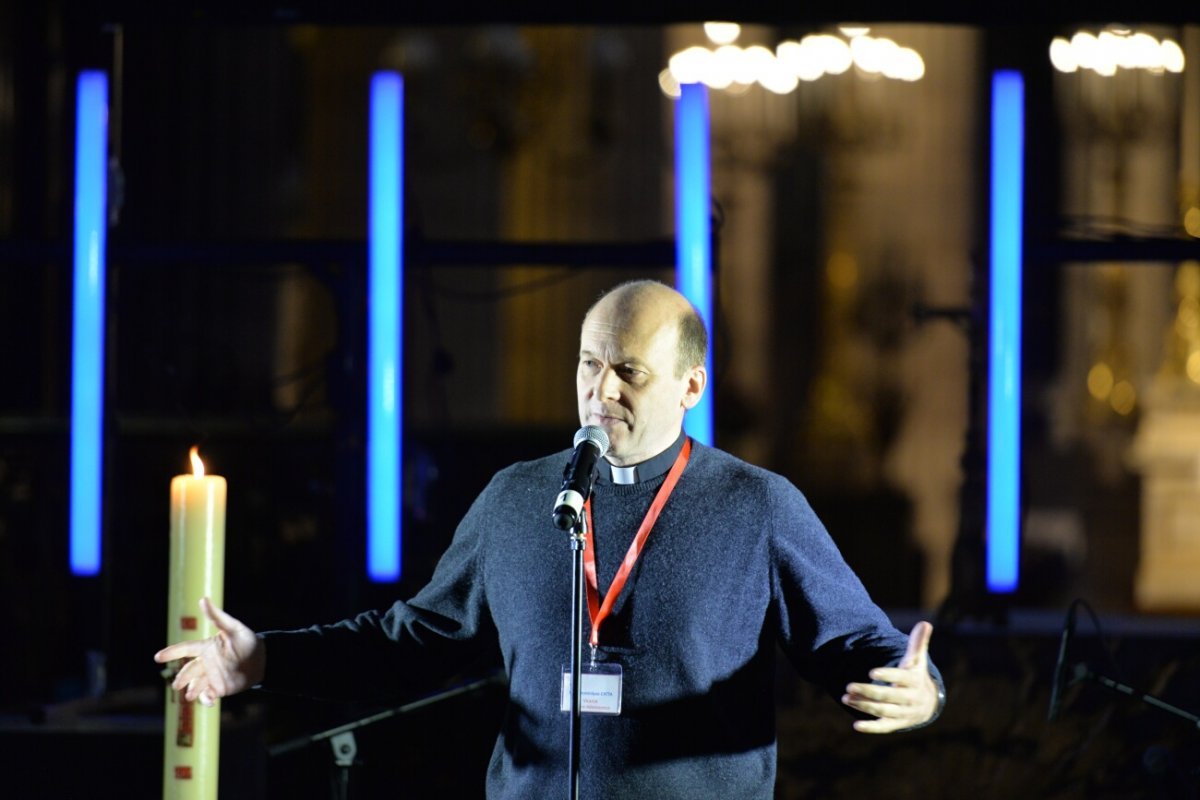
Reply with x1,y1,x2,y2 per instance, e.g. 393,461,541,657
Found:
560,662,623,715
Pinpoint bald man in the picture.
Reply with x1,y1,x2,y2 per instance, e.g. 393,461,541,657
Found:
157,280,943,799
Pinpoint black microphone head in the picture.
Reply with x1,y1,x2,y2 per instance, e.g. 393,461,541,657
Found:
552,427,610,531
573,425,610,457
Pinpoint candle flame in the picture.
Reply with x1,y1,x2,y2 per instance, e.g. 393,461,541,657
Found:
189,446,205,478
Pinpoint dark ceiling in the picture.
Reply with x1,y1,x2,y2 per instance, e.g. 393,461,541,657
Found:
72,0,1200,27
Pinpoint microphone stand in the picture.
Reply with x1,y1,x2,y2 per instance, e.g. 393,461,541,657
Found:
267,674,505,800
567,511,588,800
1065,661,1200,730
553,425,608,800
1049,600,1200,731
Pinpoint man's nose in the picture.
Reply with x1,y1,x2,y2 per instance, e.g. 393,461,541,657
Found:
597,368,621,400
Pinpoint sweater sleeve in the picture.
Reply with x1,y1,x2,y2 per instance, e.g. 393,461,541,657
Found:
767,476,943,704
256,476,500,703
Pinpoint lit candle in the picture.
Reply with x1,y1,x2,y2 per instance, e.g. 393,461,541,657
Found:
164,446,226,800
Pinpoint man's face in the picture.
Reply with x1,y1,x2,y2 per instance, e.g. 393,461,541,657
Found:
576,298,703,466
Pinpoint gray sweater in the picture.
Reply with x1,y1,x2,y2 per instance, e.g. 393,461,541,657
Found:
261,441,939,799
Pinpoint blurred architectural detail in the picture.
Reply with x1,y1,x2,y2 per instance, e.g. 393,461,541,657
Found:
494,27,578,425
283,27,667,431
498,28,667,426
854,28,978,609
1051,27,1184,485
275,27,384,422
662,23,977,607
1128,27,1200,612
1082,267,1139,423
1129,325,1200,609
772,26,979,609
662,24,797,468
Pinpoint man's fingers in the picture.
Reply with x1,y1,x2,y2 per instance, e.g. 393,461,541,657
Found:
200,597,241,635
844,683,916,719
899,620,933,669
847,624,940,735
844,693,901,718
844,688,927,734
157,599,241,665
180,666,216,703
846,682,910,705
853,717,906,734
867,667,918,686
155,640,203,663
171,655,206,692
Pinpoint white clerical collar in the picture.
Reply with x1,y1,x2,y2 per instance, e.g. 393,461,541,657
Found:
609,464,638,485
598,431,688,485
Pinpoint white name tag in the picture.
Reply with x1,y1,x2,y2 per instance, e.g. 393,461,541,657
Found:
561,662,623,715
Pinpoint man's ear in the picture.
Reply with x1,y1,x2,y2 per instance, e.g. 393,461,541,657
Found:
681,364,707,410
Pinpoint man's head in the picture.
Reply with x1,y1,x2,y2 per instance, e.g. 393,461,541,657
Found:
576,280,708,466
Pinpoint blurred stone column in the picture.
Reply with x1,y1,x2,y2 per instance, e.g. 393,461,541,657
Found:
662,24,799,466
807,28,978,610
1128,25,1200,611
499,27,667,427
660,25,979,608
870,28,979,609
1051,47,1180,473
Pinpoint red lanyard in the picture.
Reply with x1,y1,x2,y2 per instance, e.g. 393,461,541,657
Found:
582,438,692,649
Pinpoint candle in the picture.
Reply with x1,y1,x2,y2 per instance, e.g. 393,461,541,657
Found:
163,446,226,800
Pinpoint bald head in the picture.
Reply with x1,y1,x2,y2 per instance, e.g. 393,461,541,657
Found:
576,280,709,465
584,280,707,377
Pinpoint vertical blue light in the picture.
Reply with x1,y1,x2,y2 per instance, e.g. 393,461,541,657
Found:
987,70,1024,593
368,72,404,582
70,71,109,577
674,83,713,446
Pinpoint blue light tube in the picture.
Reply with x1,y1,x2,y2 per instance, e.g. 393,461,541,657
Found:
674,83,714,446
70,71,109,576
987,70,1025,594
367,72,404,582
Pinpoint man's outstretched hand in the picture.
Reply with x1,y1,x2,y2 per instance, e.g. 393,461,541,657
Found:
842,621,941,733
154,598,265,707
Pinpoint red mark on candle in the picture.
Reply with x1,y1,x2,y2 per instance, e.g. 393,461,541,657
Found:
181,616,197,630
174,766,192,780
177,699,194,747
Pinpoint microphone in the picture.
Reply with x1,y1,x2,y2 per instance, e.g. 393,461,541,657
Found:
552,426,610,531
1047,600,1079,721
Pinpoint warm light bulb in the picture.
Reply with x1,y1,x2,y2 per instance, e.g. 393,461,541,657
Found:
1110,381,1136,415
1184,208,1200,238
1049,37,1078,73
704,22,741,46
658,68,682,98
839,25,871,39
1058,28,1184,76
1087,362,1114,400
669,46,712,86
1070,31,1099,71
190,446,205,478
1161,39,1186,73
1186,351,1200,384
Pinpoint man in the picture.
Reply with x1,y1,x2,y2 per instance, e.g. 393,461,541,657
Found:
156,280,943,798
